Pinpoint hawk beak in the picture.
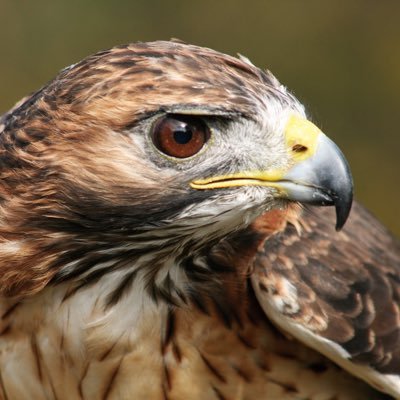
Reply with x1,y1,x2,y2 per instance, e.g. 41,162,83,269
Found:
191,115,353,231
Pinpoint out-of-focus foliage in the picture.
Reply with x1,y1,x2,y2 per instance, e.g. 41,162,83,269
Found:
0,0,399,235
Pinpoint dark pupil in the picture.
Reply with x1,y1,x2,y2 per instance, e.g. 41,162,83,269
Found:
173,126,193,144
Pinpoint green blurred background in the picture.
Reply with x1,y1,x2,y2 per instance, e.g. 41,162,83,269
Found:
1,0,399,235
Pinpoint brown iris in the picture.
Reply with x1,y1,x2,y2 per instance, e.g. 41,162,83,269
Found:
152,115,210,158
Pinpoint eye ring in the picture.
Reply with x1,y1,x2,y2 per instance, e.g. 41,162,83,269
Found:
151,115,210,159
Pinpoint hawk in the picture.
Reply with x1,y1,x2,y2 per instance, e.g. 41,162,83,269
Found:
0,40,398,400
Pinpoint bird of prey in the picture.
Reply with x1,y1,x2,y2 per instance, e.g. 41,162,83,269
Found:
0,40,399,400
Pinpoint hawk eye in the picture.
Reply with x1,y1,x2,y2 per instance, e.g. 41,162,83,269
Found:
152,115,210,158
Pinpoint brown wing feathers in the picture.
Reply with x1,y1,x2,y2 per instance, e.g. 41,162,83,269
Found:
252,202,400,374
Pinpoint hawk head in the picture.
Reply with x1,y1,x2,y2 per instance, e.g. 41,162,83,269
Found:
0,41,352,303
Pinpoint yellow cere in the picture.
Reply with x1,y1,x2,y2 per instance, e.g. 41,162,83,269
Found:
284,114,321,162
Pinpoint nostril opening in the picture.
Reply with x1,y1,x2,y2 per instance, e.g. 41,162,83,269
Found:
292,144,308,153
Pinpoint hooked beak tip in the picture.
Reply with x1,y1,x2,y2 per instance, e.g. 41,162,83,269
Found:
333,184,353,231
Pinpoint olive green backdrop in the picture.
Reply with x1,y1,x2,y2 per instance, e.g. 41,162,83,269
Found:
1,0,399,235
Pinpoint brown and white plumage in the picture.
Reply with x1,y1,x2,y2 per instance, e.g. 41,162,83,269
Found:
0,40,398,399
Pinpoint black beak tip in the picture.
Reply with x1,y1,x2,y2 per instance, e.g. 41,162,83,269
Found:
326,140,354,232
334,189,353,231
